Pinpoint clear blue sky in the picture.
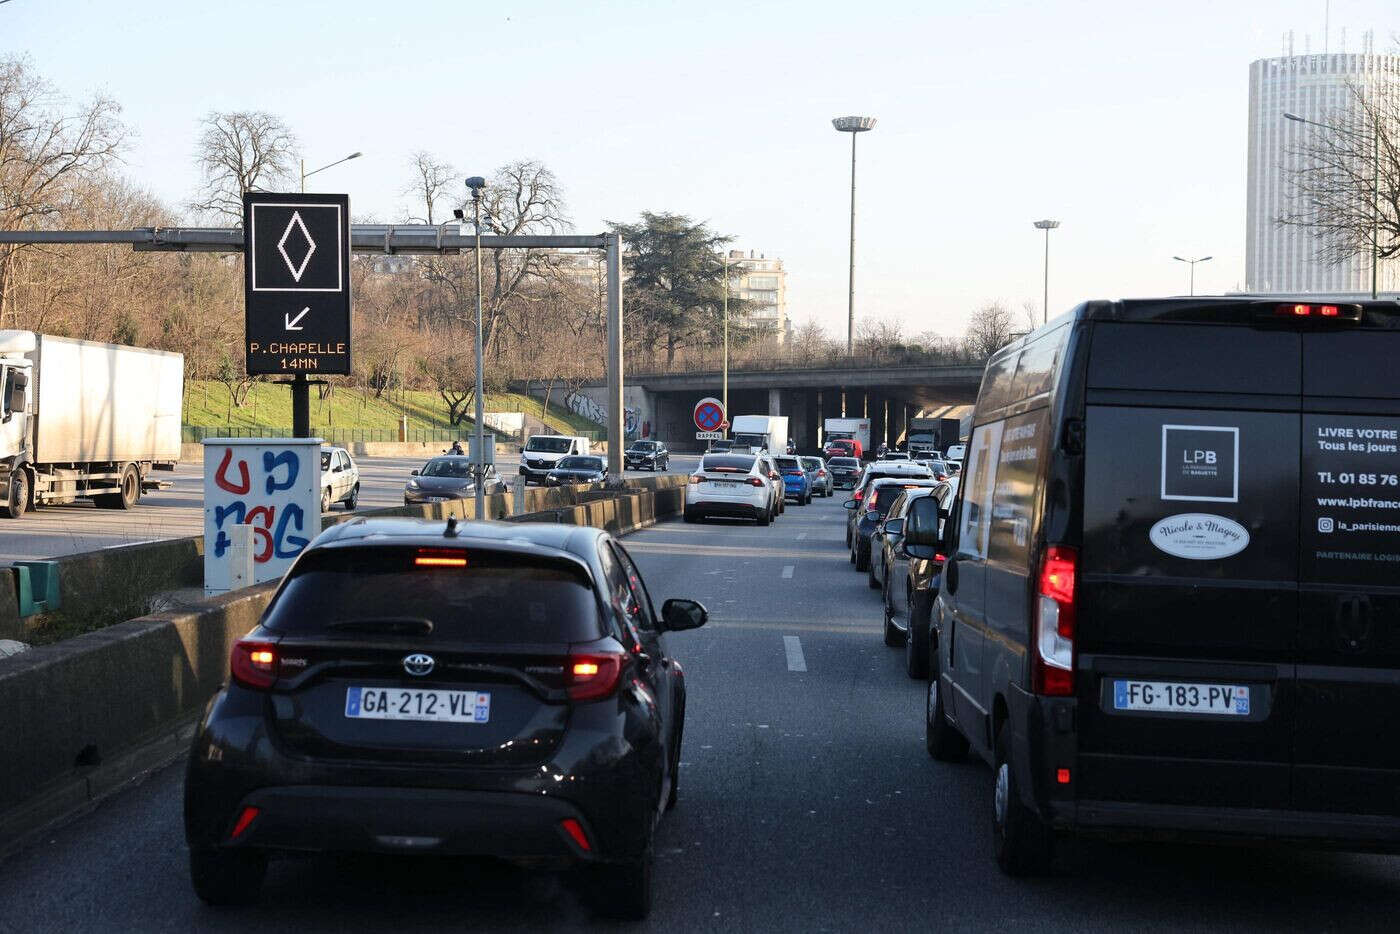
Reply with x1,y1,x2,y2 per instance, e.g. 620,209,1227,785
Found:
4,0,1395,339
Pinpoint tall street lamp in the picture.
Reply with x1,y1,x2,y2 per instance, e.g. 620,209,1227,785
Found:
722,250,730,418
465,176,488,517
1172,255,1213,295
1032,219,1060,324
300,151,362,192
832,116,877,355
1285,110,1379,299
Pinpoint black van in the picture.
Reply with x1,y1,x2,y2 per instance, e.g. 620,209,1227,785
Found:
915,297,1400,874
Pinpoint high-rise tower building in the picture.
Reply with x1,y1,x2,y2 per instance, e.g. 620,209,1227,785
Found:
1246,51,1400,294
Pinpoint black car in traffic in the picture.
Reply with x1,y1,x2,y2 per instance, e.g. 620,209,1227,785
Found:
184,517,707,919
827,456,862,490
624,440,670,471
545,455,608,486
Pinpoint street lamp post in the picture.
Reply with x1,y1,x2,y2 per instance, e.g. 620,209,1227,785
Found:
722,250,729,418
465,176,487,517
1032,219,1060,324
832,116,877,355
300,151,362,192
1172,255,1213,295
1285,111,1380,299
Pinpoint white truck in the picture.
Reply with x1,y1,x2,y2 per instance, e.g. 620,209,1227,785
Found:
0,331,183,518
730,415,788,455
518,433,592,484
823,418,871,458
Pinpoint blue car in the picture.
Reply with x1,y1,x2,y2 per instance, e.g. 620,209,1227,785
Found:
773,456,811,505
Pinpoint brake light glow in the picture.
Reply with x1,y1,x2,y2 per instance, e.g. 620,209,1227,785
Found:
229,806,261,840
746,476,765,487
567,652,625,701
1032,545,1077,697
1272,302,1361,321
559,818,592,852
1056,768,1071,785
415,547,467,567
231,639,278,690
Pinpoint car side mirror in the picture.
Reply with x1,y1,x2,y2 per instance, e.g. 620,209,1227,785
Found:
410,468,420,476
842,500,857,509
662,598,708,631
885,518,904,537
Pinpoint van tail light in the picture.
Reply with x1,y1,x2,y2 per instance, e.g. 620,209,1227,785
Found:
567,652,625,701
1032,546,1077,696
689,474,703,484
231,638,278,690
1268,302,1361,322
559,818,592,852
746,476,765,487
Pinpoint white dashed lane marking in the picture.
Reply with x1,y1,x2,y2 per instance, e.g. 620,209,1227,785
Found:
783,635,807,672
781,565,794,579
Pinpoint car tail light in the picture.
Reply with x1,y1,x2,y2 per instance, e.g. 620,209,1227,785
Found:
853,489,864,503
867,490,879,509
559,818,592,852
1032,546,1077,696
689,474,703,484
415,547,467,567
228,806,261,840
817,470,827,477
746,476,765,487
567,652,625,701
231,639,278,690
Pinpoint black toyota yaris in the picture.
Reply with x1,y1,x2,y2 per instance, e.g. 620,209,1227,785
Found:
183,517,707,920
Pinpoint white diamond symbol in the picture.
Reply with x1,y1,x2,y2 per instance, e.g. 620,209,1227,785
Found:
276,211,317,283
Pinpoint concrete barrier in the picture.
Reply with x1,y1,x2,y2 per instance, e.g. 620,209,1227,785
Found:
0,481,684,852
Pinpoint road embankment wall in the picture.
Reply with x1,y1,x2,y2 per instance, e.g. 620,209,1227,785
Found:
0,476,684,855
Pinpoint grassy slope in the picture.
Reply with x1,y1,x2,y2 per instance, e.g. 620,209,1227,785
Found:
182,380,599,435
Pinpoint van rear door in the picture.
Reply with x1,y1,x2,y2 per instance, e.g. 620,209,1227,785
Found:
1076,321,1300,809
1295,326,1400,816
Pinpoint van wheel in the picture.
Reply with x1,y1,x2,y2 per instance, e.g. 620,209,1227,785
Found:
189,847,266,905
925,670,968,761
992,725,1053,875
905,591,930,679
2,469,29,519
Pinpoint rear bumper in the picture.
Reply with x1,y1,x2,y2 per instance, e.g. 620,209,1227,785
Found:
1058,799,1400,851
221,785,598,865
687,501,762,519
1008,685,1400,851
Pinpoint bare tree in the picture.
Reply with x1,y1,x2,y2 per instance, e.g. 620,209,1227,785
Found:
191,110,298,221
402,150,457,225
1280,79,1400,270
0,55,126,325
1019,299,1040,331
962,301,1015,359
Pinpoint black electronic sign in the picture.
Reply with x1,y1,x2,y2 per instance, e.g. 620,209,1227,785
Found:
243,192,351,375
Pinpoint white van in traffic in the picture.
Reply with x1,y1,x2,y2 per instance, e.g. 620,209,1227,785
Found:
520,434,592,483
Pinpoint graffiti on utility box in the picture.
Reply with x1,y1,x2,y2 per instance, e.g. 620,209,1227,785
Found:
203,438,320,595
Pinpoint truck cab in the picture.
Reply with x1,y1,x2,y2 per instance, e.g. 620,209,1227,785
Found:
0,333,35,514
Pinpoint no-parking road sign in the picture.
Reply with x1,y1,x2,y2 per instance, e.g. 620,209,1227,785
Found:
693,397,726,432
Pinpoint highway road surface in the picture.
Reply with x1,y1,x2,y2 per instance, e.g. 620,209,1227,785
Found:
2,496,1398,931
0,454,699,564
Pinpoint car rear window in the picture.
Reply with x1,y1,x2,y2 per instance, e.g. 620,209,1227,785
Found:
263,547,601,643
702,454,757,472
872,481,936,516
774,457,801,470
830,457,859,467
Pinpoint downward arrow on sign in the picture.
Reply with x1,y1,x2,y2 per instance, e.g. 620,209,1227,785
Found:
285,307,310,330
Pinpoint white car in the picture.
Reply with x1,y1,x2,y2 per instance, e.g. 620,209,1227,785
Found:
684,453,776,525
319,446,360,512
944,443,966,466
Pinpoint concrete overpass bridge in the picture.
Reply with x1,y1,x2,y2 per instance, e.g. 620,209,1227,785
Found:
517,361,986,452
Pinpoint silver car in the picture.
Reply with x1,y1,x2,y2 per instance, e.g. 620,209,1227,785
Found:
403,456,505,504
799,456,833,497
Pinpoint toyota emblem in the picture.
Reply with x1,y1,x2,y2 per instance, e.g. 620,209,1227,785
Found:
403,653,435,676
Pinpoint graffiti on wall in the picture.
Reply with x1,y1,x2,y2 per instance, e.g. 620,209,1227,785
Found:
563,390,641,438
204,439,319,594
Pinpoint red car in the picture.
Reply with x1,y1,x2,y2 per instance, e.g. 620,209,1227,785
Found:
823,438,863,460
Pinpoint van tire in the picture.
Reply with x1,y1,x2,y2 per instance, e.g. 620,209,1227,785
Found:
992,725,1053,876
925,668,968,761
2,469,29,519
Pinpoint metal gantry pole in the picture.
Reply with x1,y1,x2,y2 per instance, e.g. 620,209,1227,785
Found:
473,190,486,518
605,233,624,480
847,130,858,356
722,251,729,417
